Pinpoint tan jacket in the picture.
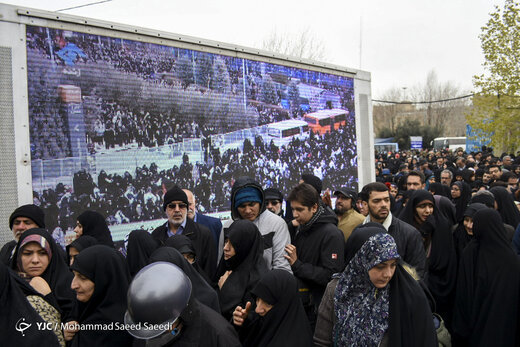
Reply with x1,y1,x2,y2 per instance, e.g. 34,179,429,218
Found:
337,209,365,241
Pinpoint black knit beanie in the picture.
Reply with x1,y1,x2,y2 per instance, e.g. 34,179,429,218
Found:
163,186,189,211
9,204,45,229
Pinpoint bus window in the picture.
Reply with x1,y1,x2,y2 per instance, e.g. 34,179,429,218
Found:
266,120,309,141
281,128,298,137
304,116,317,125
268,128,282,137
304,109,349,135
432,137,466,151
319,118,331,126
334,114,345,123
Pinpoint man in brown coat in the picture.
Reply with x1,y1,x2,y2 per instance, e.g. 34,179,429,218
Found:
333,187,365,241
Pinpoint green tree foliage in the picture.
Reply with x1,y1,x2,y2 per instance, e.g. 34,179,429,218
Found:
467,0,520,153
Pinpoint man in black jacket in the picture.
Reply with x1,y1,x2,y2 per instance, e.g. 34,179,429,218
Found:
285,183,344,330
360,182,426,278
152,186,217,279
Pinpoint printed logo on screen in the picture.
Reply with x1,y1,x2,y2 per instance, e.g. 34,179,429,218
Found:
331,253,337,259
15,318,32,336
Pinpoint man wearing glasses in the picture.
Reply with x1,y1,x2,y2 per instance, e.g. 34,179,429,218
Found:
152,185,217,279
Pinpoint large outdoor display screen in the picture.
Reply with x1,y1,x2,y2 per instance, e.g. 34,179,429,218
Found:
26,25,357,244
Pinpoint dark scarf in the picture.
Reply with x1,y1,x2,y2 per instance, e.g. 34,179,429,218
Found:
399,190,458,325
70,245,132,346
386,265,438,347
11,228,76,322
242,270,313,347
214,220,267,320
165,234,213,285
1,261,62,346
452,203,488,261
453,209,520,346
433,195,457,226
490,186,520,228
126,230,159,277
66,235,98,265
149,247,220,313
77,211,114,247
451,181,472,223
429,183,450,198
298,205,324,233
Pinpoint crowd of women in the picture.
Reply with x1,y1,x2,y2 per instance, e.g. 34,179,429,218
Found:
2,146,520,346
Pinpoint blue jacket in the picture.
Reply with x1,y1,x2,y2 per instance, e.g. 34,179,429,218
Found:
196,212,222,251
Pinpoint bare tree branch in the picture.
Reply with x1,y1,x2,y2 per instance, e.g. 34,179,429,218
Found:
260,27,327,62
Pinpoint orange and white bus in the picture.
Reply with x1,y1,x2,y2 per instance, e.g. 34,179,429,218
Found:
303,108,348,135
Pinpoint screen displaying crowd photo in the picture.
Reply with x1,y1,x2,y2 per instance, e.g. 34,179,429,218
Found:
26,25,358,245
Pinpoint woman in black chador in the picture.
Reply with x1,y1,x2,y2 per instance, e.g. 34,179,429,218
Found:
233,269,313,347
74,210,114,247
11,228,76,324
399,190,457,331
453,209,520,346
125,229,159,277
67,235,98,266
69,245,133,346
214,220,267,320
149,247,220,313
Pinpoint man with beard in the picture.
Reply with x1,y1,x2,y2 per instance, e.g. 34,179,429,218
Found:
152,186,216,279
264,188,290,222
406,170,426,191
440,169,453,187
489,164,503,182
333,187,364,241
360,182,426,278
0,204,46,265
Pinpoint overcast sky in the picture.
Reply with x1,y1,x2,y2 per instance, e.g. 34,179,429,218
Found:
3,0,505,98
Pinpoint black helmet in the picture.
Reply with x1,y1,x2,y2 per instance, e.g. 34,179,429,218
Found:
125,262,192,339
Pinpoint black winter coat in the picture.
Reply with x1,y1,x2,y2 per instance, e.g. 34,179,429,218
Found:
389,216,427,278
291,211,345,309
133,299,241,347
152,218,217,280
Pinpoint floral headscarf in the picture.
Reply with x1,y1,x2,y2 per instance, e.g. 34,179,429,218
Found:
333,233,400,346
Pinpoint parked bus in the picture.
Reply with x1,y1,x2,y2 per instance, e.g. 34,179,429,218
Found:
432,137,466,151
374,142,399,153
266,119,309,146
304,108,348,134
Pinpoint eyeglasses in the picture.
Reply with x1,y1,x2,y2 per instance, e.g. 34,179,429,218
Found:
167,203,188,210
